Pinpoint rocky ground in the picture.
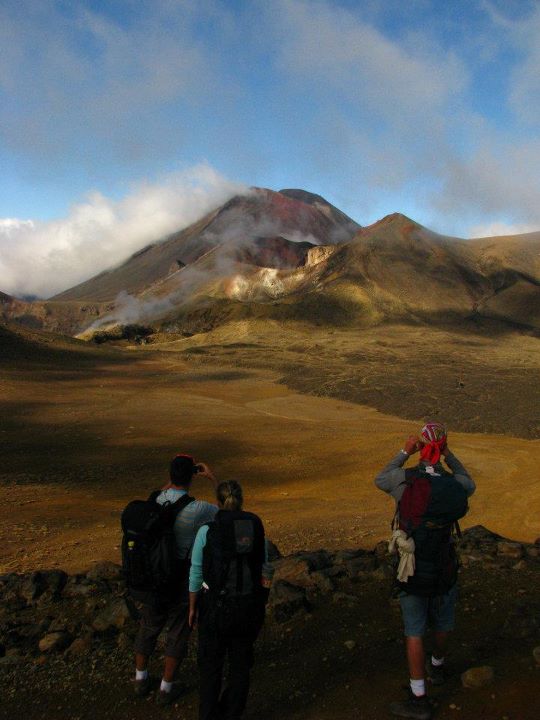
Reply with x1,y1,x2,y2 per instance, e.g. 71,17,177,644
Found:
1,526,539,720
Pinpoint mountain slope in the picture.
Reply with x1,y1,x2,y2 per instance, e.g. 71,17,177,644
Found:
53,188,361,303
4,194,540,337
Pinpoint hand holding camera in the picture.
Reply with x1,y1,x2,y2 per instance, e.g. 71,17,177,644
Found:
193,461,217,486
403,435,421,455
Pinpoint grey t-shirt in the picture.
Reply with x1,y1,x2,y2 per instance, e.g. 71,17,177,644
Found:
156,488,218,559
374,450,476,503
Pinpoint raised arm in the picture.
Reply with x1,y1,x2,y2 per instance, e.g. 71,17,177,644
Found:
443,448,476,497
196,462,218,490
374,436,419,501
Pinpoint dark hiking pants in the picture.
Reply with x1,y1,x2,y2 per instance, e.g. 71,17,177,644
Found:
197,599,264,720
133,586,191,660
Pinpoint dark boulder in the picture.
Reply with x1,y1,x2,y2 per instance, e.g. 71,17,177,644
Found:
269,581,309,623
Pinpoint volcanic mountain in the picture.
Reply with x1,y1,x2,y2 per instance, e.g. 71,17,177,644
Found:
53,188,360,303
74,212,540,339
3,188,540,338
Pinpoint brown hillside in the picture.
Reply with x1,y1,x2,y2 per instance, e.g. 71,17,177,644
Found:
52,188,360,303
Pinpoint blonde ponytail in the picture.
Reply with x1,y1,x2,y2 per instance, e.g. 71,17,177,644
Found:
216,480,243,511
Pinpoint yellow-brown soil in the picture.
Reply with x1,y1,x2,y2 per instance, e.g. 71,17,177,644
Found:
1,325,539,574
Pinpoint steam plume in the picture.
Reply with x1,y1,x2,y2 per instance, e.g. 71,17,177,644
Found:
0,164,246,299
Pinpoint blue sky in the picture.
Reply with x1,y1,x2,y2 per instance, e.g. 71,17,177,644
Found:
1,0,540,296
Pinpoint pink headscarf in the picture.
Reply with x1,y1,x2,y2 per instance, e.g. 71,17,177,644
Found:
419,422,447,465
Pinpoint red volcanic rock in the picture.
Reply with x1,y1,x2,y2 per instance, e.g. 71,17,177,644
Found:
233,236,315,269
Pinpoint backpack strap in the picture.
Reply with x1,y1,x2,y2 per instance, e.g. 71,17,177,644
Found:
148,490,195,514
170,493,195,517
391,468,417,531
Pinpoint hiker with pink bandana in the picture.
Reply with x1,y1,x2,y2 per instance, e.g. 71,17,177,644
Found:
375,422,475,720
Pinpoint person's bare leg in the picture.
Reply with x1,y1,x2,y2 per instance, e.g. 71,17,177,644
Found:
432,631,448,660
163,655,180,683
406,636,425,679
134,652,151,697
389,636,431,717
135,652,148,672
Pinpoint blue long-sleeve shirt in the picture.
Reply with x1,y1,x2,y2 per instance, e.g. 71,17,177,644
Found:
189,524,274,592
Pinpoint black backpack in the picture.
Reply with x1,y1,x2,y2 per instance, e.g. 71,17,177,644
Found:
201,510,266,631
394,466,469,597
121,491,195,598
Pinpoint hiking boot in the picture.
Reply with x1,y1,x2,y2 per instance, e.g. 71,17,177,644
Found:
155,682,185,707
427,661,447,686
390,691,432,719
133,676,152,698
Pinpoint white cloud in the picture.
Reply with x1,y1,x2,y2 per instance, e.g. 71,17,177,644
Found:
0,0,232,166
266,0,468,123
483,2,540,126
467,221,539,239
434,133,540,229
0,164,246,298
0,219,35,232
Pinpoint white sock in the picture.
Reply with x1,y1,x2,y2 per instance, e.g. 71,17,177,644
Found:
135,669,148,681
160,679,173,693
410,678,426,697
431,655,444,667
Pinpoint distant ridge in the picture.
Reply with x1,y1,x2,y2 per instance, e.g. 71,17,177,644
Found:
2,189,539,337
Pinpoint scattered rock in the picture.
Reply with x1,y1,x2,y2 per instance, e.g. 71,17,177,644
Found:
461,665,495,688
41,570,68,596
63,578,97,598
309,570,335,594
334,549,367,565
344,640,356,650
66,635,93,657
345,555,378,579
371,564,394,581
273,551,331,588
497,541,523,560
38,632,72,653
269,581,309,623
19,572,47,603
0,655,20,666
92,598,131,632
533,646,540,665
86,561,122,582
266,540,282,562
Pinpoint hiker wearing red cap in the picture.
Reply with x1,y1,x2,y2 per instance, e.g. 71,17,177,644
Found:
375,423,475,720
121,454,218,706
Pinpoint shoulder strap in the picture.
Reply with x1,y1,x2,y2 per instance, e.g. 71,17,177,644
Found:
170,494,195,518
147,490,194,508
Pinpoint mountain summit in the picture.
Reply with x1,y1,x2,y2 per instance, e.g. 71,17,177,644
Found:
53,188,360,303
2,189,539,337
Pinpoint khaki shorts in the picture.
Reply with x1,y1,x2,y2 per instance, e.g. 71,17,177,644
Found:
134,596,191,659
